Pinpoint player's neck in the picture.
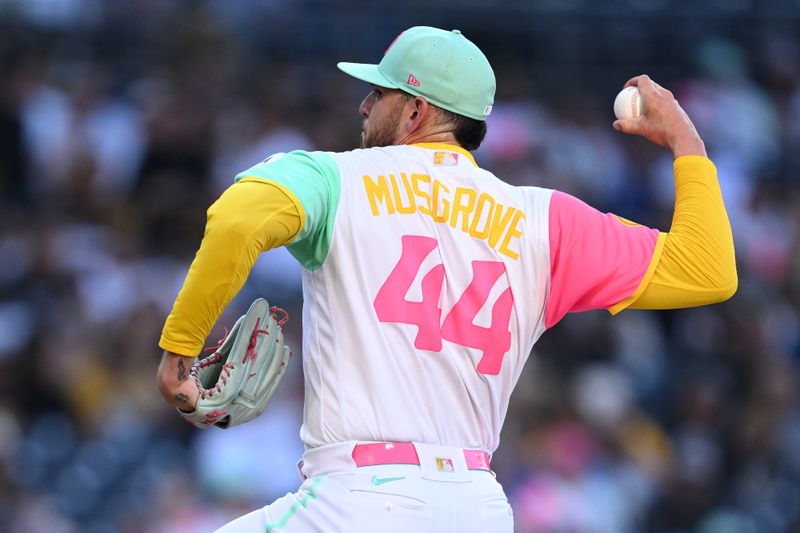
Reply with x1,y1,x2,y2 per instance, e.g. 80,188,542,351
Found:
394,129,461,149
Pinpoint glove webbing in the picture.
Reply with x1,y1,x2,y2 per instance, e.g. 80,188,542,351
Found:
193,306,289,401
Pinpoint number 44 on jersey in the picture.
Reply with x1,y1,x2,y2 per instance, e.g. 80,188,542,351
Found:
373,235,514,375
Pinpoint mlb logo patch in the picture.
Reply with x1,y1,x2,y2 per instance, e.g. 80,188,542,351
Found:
436,457,455,473
434,152,459,166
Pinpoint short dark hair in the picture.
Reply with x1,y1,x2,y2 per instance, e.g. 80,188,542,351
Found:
437,109,487,151
399,91,488,151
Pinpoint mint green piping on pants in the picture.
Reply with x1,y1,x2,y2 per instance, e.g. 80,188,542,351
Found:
265,476,325,532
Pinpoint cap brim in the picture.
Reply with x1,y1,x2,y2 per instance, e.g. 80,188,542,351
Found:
337,62,398,89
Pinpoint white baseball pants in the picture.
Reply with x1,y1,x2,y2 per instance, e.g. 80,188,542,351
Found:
214,442,514,533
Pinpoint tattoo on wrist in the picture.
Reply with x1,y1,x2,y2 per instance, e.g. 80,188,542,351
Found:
174,393,189,404
177,359,186,381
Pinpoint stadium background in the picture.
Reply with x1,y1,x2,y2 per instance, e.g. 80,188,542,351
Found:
1,0,799,531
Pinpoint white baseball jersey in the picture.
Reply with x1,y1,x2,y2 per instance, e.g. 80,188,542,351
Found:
235,143,662,454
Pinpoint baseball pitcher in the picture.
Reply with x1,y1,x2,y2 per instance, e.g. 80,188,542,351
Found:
156,26,736,532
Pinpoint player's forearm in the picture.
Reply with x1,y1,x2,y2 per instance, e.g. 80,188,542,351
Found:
159,181,303,356
159,227,261,356
157,351,199,411
159,199,250,356
631,156,737,309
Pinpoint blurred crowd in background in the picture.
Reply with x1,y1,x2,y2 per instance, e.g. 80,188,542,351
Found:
1,1,800,532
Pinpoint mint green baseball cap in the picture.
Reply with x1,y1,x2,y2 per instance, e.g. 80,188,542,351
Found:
337,26,496,121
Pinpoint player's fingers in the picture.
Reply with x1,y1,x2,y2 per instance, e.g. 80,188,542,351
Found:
623,74,652,89
648,79,673,100
623,77,639,88
613,118,642,134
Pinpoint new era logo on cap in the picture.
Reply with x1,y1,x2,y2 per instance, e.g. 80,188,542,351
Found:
407,73,420,87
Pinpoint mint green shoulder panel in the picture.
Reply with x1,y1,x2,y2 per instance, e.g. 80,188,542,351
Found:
235,150,340,271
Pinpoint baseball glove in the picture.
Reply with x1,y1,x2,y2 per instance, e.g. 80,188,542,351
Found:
178,298,292,429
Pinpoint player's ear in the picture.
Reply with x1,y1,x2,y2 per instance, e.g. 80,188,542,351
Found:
405,96,430,130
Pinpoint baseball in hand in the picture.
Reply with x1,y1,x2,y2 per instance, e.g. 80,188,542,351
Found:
614,86,642,120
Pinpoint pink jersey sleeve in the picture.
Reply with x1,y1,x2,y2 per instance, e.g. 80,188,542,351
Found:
545,191,664,329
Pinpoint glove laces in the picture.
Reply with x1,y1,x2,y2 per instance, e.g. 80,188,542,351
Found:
243,317,270,364
194,306,290,398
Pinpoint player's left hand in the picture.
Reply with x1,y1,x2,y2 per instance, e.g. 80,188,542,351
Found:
157,352,201,412
161,298,293,429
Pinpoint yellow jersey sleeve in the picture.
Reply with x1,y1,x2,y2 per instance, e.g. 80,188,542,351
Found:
629,156,737,310
159,180,304,356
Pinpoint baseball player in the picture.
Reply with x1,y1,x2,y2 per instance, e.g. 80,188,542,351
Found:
156,26,736,532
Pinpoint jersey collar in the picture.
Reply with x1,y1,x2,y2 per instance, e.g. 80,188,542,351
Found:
411,142,478,167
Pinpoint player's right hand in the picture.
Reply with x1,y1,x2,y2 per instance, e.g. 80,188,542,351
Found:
613,74,707,158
